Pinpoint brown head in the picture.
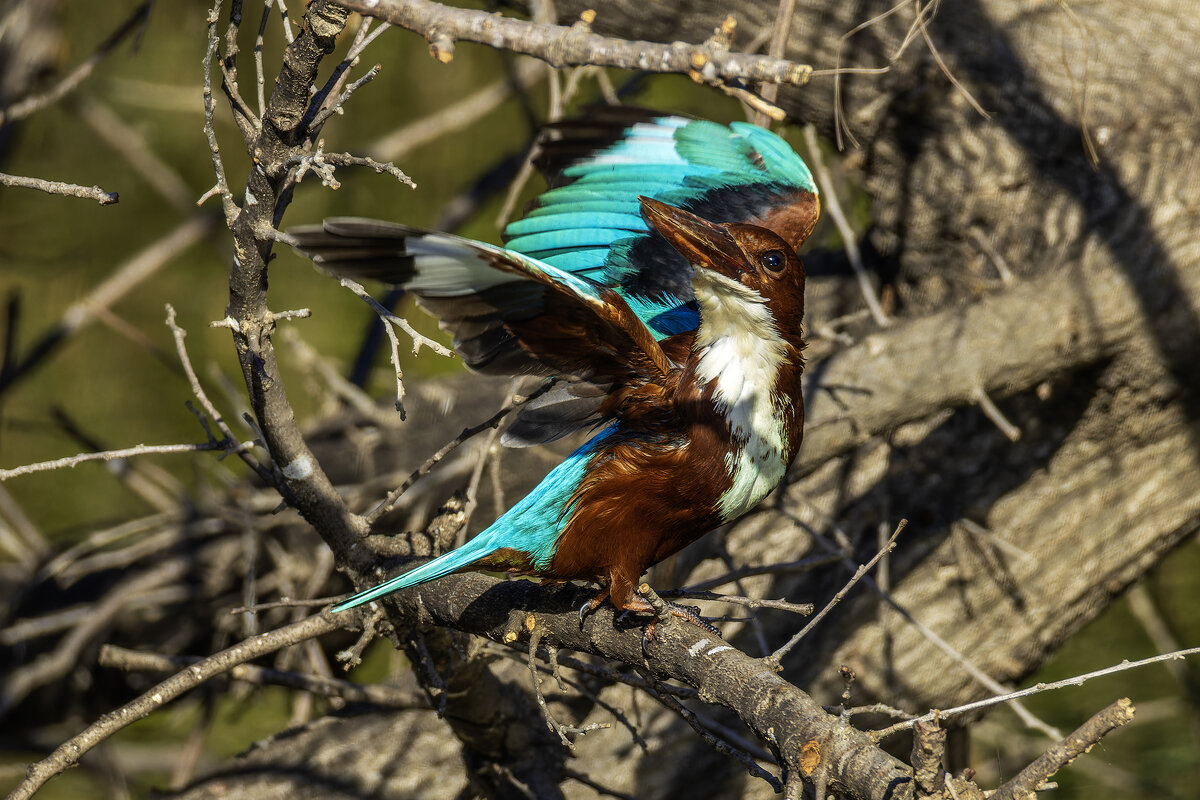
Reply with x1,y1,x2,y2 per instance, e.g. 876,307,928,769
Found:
638,196,810,329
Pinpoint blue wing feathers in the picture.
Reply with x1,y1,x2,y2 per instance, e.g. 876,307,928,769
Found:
504,228,634,254
504,211,647,237
536,250,610,272
525,200,645,217
503,115,816,329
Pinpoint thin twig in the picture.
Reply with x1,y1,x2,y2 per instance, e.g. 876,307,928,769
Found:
794,507,1062,738
562,769,638,800
660,589,815,617
307,63,383,132
972,386,1022,442
483,640,700,700
98,644,423,708
253,0,271,117
803,124,889,326
874,645,1200,740
681,552,846,592
166,304,273,481
365,382,552,523
527,624,609,748
753,0,798,127
289,146,415,190
767,520,907,667
201,0,238,221
910,0,990,121
300,17,389,139
989,698,1135,800
647,678,782,792
339,0,813,87
276,0,294,42
0,442,220,481
228,595,345,614
968,228,1015,284
336,277,453,419
833,0,912,149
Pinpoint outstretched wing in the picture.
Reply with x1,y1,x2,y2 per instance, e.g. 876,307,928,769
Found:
292,109,818,446
290,218,673,387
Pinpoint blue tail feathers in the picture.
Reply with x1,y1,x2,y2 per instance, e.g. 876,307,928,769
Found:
331,536,500,612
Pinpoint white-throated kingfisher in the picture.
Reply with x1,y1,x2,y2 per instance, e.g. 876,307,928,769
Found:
292,110,819,633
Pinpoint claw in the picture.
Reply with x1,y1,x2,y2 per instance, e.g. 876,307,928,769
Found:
641,616,659,657
578,585,610,628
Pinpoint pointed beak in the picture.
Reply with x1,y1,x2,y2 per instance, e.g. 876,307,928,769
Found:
639,196,748,282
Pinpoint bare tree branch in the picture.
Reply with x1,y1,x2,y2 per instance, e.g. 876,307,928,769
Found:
0,441,220,481
989,698,1136,800
98,643,423,708
6,613,343,800
338,0,813,88
0,171,118,204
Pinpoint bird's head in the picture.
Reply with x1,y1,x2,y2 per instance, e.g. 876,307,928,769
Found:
638,196,808,324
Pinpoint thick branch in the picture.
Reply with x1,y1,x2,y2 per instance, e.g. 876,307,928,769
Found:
797,225,1197,475
221,0,374,571
370,574,913,800
338,0,812,86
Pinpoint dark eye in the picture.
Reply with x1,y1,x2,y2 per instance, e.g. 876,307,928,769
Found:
759,249,786,274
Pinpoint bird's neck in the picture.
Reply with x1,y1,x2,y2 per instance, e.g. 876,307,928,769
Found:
689,272,803,520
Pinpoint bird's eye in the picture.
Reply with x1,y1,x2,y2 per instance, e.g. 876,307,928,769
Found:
759,249,786,274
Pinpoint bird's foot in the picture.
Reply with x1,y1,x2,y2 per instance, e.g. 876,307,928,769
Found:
634,583,721,655
661,601,721,637
578,584,610,627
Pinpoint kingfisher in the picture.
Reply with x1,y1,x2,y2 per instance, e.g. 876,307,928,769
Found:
292,109,819,633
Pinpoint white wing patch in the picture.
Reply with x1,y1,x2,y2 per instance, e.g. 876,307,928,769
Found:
692,269,791,521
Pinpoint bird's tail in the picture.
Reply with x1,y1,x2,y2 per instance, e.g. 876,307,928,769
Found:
332,534,502,612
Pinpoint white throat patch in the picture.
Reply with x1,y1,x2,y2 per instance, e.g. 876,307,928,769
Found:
692,269,792,520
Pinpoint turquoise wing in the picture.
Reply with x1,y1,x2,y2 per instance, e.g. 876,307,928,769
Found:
503,111,816,339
